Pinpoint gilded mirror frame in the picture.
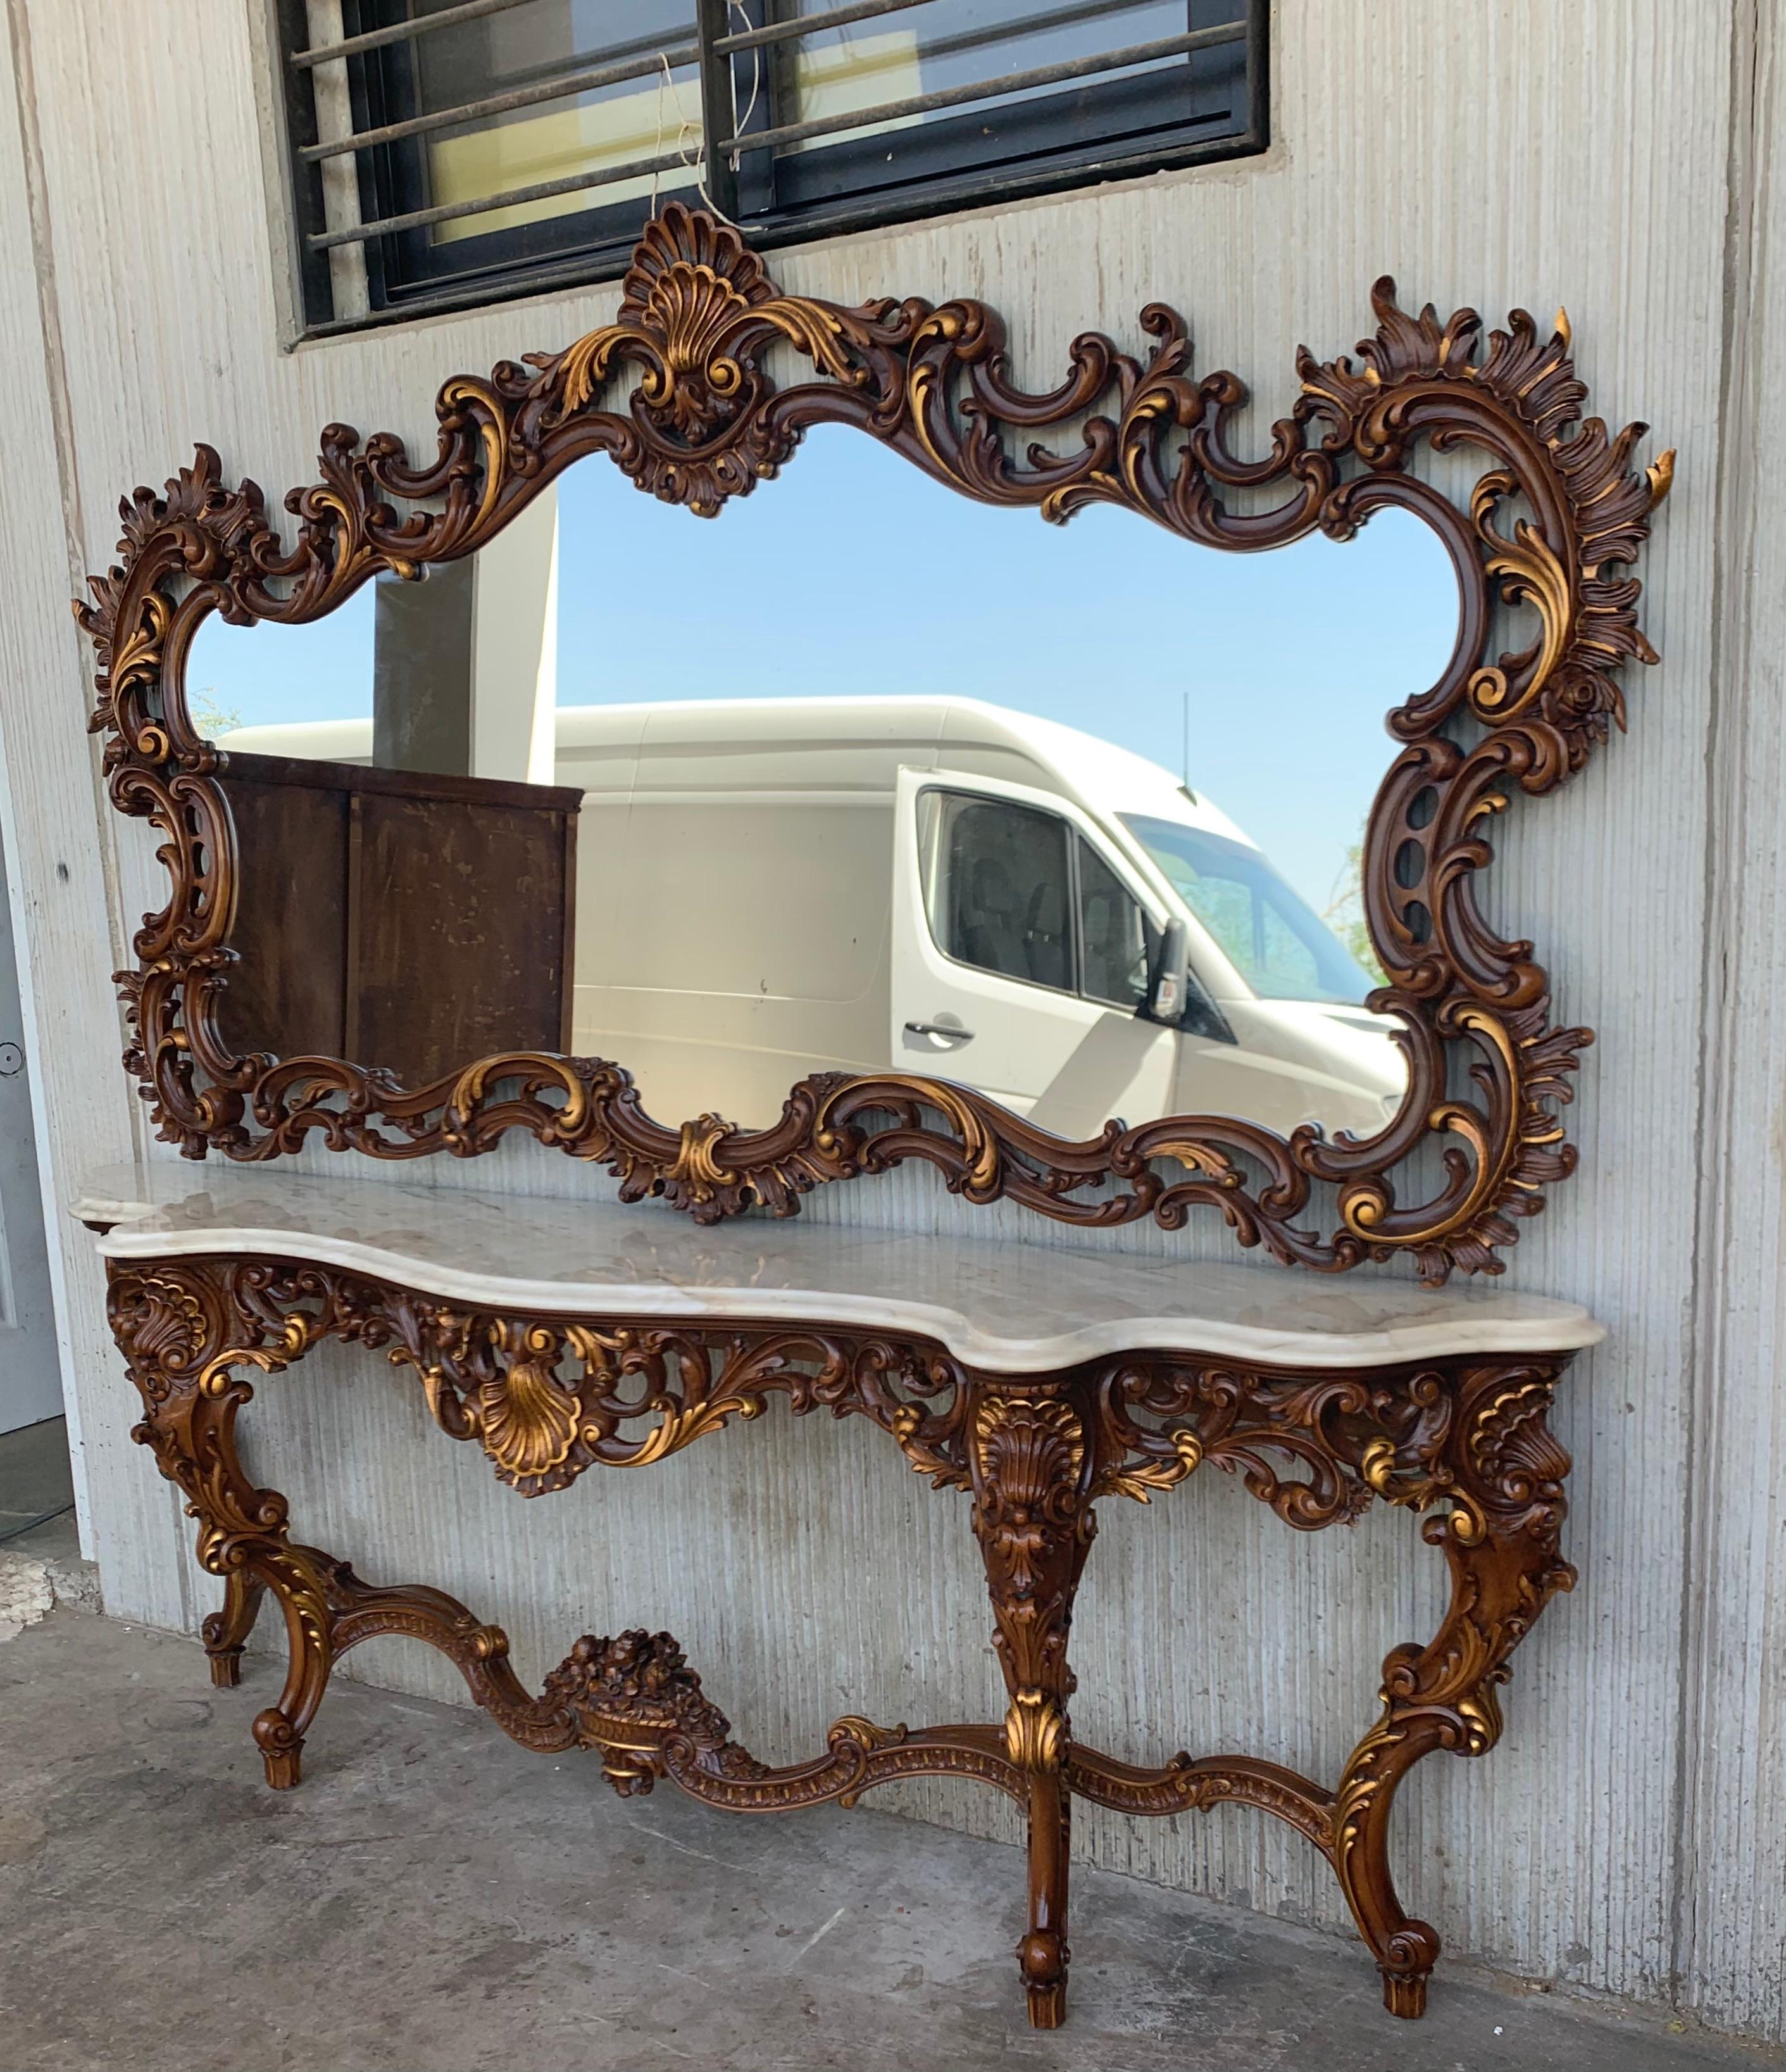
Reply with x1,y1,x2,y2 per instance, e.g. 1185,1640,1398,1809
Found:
77,204,1671,1281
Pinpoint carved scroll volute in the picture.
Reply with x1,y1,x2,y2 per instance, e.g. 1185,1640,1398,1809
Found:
103,1259,327,1670
968,1390,1096,1770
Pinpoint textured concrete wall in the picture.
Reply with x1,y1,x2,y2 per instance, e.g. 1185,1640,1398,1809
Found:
0,0,1780,2040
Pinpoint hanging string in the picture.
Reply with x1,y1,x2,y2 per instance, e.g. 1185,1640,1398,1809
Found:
728,0,762,151
658,49,705,195
649,51,670,212
647,9,761,232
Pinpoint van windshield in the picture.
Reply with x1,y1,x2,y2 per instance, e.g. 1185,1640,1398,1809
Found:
1118,815,1376,1006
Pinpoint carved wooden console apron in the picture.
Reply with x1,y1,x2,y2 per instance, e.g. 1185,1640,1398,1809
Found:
101,1236,1583,2028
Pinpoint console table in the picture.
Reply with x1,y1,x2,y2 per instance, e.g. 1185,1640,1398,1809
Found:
77,1162,1601,2027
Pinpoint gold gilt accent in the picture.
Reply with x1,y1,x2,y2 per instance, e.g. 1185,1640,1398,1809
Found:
1137,1139,1239,1183
197,1314,311,1397
1359,1436,1397,1495
1104,1426,1204,1503
1004,1688,1067,1772
975,1395,1083,1486
1468,512,1571,721
1447,1495,1489,1546
634,260,752,382
816,1072,1003,1198
910,1081,1001,1197
596,1384,760,1471
668,1115,739,1203
477,1343,581,1481
1340,1005,1525,1250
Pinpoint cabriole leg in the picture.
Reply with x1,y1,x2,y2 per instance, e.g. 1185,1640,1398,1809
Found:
108,1261,343,1790
1332,1363,1575,2016
968,1386,1096,2030
1330,1681,1443,2015
246,1543,340,1788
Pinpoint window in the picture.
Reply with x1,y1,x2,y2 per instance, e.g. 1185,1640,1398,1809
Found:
1118,813,1377,1006
918,791,1166,1011
278,2,1266,334
1075,836,1156,1009
922,792,1073,991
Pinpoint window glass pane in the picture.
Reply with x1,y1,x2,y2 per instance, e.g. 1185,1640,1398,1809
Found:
761,0,1249,218
1258,899,1322,996
411,1,701,247
1075,838,1154,1009
784,0,1214,131
921,793,1072,991
1118,814,1375,1006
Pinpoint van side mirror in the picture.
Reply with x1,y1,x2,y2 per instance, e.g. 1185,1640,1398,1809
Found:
1147,918,1191,1024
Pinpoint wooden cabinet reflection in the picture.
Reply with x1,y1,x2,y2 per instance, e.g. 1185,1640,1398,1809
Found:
217,750,580,1086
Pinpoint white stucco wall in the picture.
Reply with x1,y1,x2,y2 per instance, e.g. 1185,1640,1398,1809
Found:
0,0,1780,2042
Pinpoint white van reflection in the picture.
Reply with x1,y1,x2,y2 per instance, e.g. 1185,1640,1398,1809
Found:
216,695,1406,1138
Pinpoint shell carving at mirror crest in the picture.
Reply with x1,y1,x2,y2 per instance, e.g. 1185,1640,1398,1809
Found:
76,204,1672,1281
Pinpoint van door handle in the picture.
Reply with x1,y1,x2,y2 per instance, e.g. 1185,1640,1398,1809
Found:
904,1020,975,1041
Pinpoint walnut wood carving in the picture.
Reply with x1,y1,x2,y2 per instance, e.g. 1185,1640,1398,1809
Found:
77,204,1673,1279
108,1251,1577,2025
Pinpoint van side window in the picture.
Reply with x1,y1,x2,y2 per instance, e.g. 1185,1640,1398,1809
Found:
1076,838,1158,1010
920,793,1072,992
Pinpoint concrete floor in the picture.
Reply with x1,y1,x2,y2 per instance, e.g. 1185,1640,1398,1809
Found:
0,1606,1775,2072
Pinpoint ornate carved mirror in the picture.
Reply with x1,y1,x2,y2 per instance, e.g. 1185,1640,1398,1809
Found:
80,206,1671,1280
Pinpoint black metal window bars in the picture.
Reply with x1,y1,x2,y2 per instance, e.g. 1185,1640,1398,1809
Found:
280,1,1266,333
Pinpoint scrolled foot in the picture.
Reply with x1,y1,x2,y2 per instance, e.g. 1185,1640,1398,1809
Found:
253,1706,304,1790
1378,1921,1439,2018
1027,1981,1067,2029
1381,1968,1428,2018
1020,1930,1068,2028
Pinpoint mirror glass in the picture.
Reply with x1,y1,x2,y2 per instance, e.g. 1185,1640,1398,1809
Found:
187,428,1459,1141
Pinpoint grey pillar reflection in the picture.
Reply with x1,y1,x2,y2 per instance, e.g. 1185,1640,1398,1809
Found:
373,561,474,774
372,486,559,779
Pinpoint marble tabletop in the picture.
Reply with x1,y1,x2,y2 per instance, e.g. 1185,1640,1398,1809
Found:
74,1162,1604,1375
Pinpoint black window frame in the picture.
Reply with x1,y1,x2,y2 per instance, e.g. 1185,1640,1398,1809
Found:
277,1,1268,336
